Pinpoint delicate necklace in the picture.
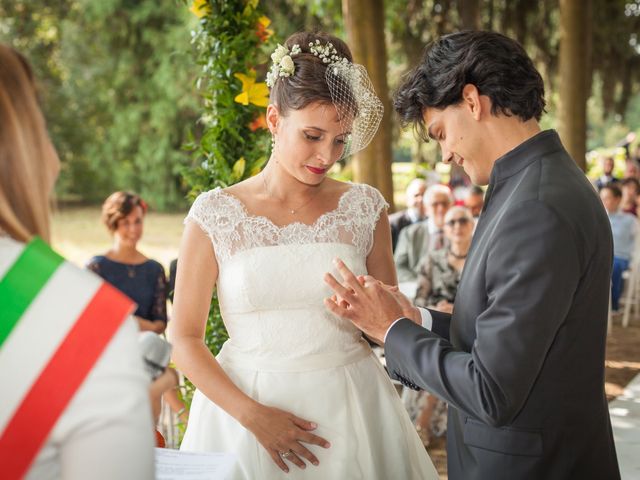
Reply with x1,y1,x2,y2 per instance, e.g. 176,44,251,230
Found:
448,246,468,260
262,172,321,215
109,252,138,278
126,265,136,278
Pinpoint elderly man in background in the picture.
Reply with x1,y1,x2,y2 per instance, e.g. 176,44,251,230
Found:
389,178,427,251
394,184,453,289
463,185,485,219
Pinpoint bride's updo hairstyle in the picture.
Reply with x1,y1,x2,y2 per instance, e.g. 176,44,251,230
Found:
266,31,384,158
268,31,353,117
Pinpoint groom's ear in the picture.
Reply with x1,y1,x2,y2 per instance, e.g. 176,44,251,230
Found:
266,104,280,134
461,84,484,121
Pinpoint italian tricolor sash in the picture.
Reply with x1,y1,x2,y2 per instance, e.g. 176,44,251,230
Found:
0,237,135,478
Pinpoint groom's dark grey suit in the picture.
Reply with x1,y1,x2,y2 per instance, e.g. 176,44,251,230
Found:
385,131,620,480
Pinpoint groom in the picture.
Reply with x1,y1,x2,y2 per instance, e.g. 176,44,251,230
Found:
325,31,620,480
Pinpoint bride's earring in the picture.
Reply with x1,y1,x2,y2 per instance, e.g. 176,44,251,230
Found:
271,135,276,153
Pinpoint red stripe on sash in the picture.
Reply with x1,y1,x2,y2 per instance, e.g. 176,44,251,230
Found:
0,282,134,479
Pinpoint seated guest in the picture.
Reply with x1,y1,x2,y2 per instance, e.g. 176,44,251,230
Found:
634,144,640,165
621,177,640,216
405,206,474,446
463,185,485,219
394,184,453,283
389,178,427,251
414,206,474,311
0,44,153,479
624,159,640,181
595,155,620,190
88,192,167,333
600,184,638,311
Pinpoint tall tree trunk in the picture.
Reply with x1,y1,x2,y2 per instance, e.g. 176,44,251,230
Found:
451,0,480,186
457,0,480,30
558,0,591,171
434,0,453,36
601,57,617,119
500,0,514,34
615,59,634,118
343,0,395,208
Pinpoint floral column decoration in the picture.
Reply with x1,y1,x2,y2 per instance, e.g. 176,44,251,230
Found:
182,0,275,362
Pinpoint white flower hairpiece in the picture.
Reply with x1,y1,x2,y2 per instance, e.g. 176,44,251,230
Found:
309,40,348,67
266,43,301,88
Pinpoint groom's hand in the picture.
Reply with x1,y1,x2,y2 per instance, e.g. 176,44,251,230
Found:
323,258,408,345
381,283,422,326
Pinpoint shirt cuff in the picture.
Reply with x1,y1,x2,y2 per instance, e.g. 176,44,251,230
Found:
419,307,432,330
383,308,432,344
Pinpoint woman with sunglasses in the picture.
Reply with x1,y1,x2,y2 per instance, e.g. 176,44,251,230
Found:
414,206,474,313
408,205,474,446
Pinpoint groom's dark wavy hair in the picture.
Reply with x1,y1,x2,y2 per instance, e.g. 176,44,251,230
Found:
394,31,546,141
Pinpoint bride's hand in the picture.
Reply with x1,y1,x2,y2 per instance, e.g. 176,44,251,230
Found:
243,404,331,472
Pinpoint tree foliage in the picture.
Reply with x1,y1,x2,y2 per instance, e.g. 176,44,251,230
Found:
181,0,274,202
2,0,639,206
175,0,275,413
0,0,199,209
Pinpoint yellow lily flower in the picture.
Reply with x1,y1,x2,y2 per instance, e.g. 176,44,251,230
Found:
232,157,246,180
256,16,273,42
190,0,211,18
234,72,270,108
243,0,259,16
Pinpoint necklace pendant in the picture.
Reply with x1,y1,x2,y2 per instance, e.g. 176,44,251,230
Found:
290,209,296,214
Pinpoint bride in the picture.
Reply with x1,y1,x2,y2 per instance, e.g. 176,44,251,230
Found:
170,31,438,479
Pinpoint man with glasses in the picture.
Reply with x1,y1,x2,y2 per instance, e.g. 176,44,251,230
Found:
389,178,427,251
464,185,485,219
394,184,453,284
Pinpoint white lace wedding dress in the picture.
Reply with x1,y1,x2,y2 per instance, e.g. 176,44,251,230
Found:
180,183,438,479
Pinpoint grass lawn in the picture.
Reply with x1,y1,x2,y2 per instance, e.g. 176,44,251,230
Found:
51,206,185,270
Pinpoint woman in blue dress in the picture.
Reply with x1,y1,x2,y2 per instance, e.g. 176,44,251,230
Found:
87,191,167,333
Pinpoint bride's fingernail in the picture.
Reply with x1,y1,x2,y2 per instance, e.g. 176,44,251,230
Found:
325,442,331,448
310,422,317,428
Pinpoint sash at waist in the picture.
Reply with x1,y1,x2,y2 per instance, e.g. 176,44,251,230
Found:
216,339,373,373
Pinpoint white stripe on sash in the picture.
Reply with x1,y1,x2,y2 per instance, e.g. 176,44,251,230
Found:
0,237,25,279
0,262,102,434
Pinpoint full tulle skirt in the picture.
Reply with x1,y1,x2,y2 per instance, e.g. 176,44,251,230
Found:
181,342,438,479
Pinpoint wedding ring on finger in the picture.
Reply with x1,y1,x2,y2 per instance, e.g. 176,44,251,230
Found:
279,450,293,459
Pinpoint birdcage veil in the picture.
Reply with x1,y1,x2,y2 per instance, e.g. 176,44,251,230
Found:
266,40,384,159
325,61,384,158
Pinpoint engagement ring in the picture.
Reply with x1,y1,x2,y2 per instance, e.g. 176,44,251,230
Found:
279,450,293,459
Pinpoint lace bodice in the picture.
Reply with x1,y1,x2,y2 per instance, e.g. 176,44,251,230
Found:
186,183,388,263
185,183,388,359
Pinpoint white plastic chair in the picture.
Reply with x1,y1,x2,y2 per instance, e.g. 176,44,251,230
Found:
621,220,640,328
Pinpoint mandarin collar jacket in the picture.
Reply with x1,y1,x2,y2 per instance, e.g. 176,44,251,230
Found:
385,130,620,480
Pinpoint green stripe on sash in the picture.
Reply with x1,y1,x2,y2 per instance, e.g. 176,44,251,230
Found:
0,237,64,348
